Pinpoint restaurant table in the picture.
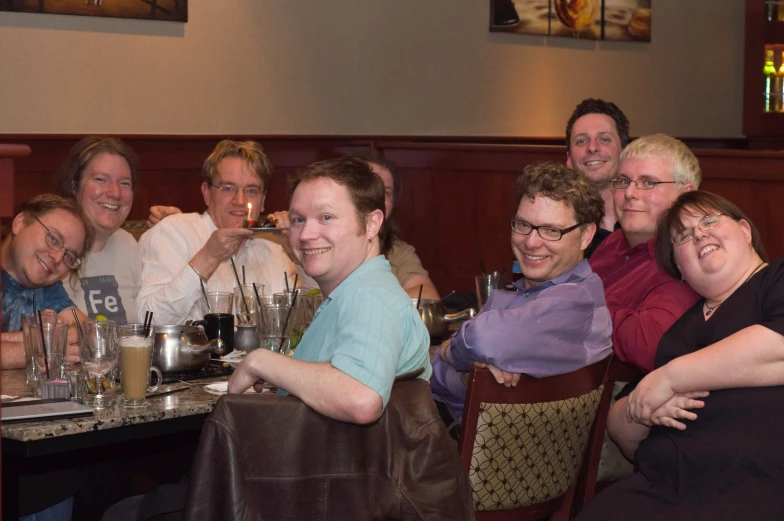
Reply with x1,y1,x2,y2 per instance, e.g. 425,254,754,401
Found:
1,368,228,520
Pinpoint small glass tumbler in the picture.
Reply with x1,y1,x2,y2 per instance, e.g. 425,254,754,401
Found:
80,320,119,409
201,291,233,315
475,272,503,310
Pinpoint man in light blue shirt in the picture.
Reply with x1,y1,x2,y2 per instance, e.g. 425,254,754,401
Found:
229,157,431,423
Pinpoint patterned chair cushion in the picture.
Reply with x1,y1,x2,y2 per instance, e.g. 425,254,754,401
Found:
469,386,603,511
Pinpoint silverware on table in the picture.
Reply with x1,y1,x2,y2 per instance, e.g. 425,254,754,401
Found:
146,385,190,398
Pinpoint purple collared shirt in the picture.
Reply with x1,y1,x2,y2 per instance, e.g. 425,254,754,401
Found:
430,259,613,422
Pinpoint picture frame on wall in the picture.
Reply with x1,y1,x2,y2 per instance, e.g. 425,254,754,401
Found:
489,0,651,42
0,0,188,22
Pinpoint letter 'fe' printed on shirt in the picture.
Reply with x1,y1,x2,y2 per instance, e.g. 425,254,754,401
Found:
79,276,128,324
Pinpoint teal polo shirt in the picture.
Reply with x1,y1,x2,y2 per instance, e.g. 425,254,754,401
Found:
283,255,431,408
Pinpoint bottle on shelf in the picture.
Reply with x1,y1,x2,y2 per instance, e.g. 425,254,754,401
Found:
764,49,779,113
768,0,779,22
777,51,784,113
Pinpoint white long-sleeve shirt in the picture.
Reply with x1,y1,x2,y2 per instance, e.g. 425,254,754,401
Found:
137,212,310,324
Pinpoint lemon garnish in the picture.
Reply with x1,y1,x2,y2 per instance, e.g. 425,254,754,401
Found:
96,315,108,322
307,288,322,297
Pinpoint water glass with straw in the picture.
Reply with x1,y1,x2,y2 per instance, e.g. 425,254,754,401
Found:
21,310,57,395
29,321,69,398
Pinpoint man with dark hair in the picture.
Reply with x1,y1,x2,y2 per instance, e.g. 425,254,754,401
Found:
229,157,431,424
430,162,613,430
565,98,630,233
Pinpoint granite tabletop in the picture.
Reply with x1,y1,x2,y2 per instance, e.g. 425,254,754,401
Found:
1,369,229,443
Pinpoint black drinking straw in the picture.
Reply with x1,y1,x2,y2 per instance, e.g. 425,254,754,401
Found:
71,308,83,338
200,278,211,313
416,284,424,310
293,273,299,291
284,272,290,292
147,312,154,337
279,289,299,352
32,293,38,315
242,265,246,285
143,311,154,337
229,257,251,314
252,282,262,308
36,310,50,379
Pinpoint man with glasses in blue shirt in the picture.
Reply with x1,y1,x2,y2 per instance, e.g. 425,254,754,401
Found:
138,140,306,323
430,162,613,435
589,134,702,373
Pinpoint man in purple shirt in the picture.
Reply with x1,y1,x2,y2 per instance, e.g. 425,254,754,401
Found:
430,162,613,431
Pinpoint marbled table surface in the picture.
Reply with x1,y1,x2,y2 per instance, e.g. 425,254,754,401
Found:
1,369,228,443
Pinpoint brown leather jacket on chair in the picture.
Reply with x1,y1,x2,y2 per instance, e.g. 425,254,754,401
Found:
183,374,474,521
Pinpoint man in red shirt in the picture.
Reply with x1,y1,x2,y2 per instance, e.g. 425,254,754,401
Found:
589,134,702,373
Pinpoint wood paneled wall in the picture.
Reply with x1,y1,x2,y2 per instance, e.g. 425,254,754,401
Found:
5,135,784,294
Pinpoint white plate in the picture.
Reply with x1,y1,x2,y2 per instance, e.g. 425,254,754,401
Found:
248,227,287,237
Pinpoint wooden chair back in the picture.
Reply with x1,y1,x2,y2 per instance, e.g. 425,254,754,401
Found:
458,357,611,521
570,356,642,515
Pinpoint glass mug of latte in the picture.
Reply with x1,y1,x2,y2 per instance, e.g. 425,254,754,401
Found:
117,324,162,408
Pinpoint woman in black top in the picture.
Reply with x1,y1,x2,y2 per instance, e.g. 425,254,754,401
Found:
578,191,784,520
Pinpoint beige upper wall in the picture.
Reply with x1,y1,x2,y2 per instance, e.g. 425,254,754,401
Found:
0,0,744,137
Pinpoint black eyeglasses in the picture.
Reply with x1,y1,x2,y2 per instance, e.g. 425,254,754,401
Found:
509,219,582,241
33,216,82,269
611,176,677,190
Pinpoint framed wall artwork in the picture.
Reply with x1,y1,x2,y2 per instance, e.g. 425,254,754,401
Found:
490,0,651,42
0,0,188,22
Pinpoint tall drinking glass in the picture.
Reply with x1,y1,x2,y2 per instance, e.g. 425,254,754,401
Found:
234,283,260,323
117,324,161,408
475,272,503,310
21,311,58,395
259,303,291,355
80,320,119,408
289,294,323,353
28,322,68,397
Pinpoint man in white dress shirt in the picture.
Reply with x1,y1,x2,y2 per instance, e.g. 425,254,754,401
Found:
137,140,304,324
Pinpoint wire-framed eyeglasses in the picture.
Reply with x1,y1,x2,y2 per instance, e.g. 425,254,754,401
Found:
33,216,82,269
210,183,263,198
671,214,724,246
611,176,677,190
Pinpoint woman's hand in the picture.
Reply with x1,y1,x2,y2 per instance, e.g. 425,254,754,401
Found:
627,366,676,426
147,205,182,227
649,391,709,430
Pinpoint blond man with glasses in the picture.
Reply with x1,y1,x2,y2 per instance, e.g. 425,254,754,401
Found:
137,140,311,324
589,134,703,374
1,194,92,370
